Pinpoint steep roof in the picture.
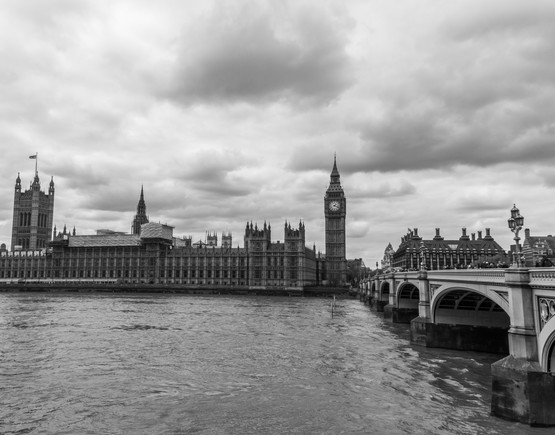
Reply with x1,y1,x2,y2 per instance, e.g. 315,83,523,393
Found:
393,228,505,257
524,235,555,253
68,234,141,248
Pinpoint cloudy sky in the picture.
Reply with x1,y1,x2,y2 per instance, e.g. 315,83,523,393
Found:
1,0,554,267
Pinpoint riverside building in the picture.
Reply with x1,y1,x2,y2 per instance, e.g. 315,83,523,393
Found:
0,158,347,289
391,227,507,270
10,158,55,251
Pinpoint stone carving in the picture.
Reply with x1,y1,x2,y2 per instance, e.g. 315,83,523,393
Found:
494,291,509,305
538,297,555,330
429,284,441,299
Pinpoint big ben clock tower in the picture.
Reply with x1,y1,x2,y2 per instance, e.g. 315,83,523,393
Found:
324,155,347,286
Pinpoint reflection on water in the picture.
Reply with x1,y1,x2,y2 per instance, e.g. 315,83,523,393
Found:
0,293,550,434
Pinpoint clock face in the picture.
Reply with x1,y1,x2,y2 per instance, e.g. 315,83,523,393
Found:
329,201,340,212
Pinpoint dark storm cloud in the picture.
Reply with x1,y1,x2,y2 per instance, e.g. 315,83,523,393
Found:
353,110,555,173
166,1,354,104
443,1,555,42
341,1,555,174
452,192,513,213
190,177,254,197
349,180,416,199
175,148,257,197
48,159,126,190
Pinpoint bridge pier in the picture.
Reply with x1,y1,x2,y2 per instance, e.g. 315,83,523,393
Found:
410,269,509,352
384,305,419,323
410,318,509,353
383,281,397,321
491,268,555,426
377,275,395,312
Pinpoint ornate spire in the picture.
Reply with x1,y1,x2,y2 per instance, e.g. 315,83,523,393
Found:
137,185,146,214
131,186,149,235
331,154,339,180
328,154,341,189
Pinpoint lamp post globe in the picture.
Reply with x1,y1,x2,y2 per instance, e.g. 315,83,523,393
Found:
508,204,524,267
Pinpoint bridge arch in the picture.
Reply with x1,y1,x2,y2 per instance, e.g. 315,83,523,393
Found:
397,281,419,309
379,281,390,300
432,286,510,328
538,307,555,372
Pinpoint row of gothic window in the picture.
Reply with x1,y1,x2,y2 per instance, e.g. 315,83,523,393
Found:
18,212,49,228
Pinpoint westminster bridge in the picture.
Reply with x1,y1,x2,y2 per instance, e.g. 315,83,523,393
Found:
359,267,555,426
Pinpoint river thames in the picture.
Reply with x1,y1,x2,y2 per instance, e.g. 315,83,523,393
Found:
0,293,551,434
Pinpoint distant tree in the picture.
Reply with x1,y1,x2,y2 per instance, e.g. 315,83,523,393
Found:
347,259,364,287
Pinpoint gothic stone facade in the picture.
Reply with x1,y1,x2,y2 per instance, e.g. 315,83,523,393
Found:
324,156,347,285
0,222,317,288
11,171,55,251
2,158,346,288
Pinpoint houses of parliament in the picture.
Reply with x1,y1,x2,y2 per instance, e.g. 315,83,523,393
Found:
0,158,348,288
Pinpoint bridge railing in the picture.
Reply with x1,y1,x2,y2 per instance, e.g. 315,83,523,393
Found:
374,268,555,288
426,269,506,284
529,267,555,287
373,268,506,285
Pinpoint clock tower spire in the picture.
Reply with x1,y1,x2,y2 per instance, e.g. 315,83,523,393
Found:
324,154,347,286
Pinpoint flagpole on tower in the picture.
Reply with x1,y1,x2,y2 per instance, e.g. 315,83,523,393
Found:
29,153,38,175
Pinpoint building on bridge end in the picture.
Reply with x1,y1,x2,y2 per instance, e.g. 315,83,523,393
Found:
521,228,555,267
390,227,508,270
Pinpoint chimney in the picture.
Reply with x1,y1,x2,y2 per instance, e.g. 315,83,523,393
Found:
525,228,530,239
460,227,470,241
413,228,419,237
471,233,475,241
477,230,482,239
433,228,443,241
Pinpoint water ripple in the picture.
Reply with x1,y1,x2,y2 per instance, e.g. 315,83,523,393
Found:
0,294,551,435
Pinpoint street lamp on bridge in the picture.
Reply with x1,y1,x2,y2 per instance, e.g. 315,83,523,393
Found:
507,204,525,267
419,240,426,270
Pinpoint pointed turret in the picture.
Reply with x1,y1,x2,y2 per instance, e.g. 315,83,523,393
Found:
31,171,40,192
131,186,149,235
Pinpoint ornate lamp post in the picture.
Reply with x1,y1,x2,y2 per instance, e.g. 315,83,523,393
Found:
507,204,525,267
419,240,426,270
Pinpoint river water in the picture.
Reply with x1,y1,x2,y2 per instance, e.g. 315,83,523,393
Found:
0,293,551,435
